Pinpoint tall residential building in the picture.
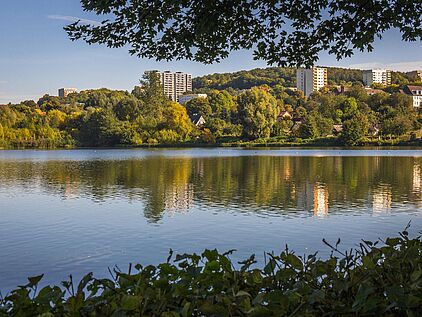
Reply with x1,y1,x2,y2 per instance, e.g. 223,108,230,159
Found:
362,69,391,86
145,70,192,102
296,67,328,97
58,88,78,98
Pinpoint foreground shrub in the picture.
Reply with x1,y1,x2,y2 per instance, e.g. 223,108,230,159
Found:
1,228,421,316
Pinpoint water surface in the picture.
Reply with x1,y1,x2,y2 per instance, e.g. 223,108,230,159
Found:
1,148,422,292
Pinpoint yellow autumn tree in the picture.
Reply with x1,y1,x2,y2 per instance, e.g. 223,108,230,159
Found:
163,102,193,141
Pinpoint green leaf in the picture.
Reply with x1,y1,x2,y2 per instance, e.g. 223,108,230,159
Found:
28,274,44,287
181,302,191,317
236,290,251,297
286,254,303,270
77,272,93,293
121,295,139,311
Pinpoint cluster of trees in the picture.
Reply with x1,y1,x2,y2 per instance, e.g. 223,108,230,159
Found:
0,74,197,148
193,68,297,90
193,67,422,91
295,85,420,145
1,71,421,148
192,82,421,146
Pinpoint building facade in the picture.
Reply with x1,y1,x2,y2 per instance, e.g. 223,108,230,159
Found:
178,93,207,105
58,88,78,98
362,69,392,86
296,67,328,97
403,85,422,108
146,71,192,102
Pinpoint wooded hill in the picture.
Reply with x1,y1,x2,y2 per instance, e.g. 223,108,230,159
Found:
193,67,419,91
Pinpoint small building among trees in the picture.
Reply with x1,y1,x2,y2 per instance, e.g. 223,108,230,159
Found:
190,113,206,127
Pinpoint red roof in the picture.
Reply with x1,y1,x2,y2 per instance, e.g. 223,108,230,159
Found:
405,85,422,96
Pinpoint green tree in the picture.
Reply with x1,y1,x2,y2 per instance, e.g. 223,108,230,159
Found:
272,120,293,137
238,87,279,139
138,72,169,119
341,98,359,120
208,90,235,119
66,1,421,67
114,96,142,121
297,116,319,139
341,114,369,146
382,115,414,136
78,109,121,146
185,97,212,118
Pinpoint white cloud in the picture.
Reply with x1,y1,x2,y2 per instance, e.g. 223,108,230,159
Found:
0,81,7,84
349,61,422,72
47,15,102,26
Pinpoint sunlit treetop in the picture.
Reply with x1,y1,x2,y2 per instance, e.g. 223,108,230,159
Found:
65,0,422,67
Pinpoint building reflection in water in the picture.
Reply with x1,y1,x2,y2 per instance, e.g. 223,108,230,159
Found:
296,182,329,217
372,184,392,214
165,183,194,214
413,163,421,193
313,183,329,217
64,175,80,199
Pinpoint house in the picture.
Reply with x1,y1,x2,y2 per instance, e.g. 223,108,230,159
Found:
178,93,207,105
369,125,380,136
291,118,303,133
364,87,384,95
190,113,206,127
403,85,422,108
332,124,343,135
277,111,292,122
338,85,384,95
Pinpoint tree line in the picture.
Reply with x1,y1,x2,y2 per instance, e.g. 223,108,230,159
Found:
0,72,421,148
193,67,422,91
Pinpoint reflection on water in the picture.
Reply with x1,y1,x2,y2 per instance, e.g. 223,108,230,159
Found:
2,154,422,220
373,185,392,214
0,149,422,291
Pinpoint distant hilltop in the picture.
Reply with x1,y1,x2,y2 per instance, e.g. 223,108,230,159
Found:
193,67,422,91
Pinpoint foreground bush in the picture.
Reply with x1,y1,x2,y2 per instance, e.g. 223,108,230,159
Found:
1,228,421,316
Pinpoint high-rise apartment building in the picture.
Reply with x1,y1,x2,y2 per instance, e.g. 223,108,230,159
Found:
58,88,78,98
362,69,391,86
296,67,328,97
145,71,192,102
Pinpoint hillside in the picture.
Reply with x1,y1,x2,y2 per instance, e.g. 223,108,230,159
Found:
193,66,416,91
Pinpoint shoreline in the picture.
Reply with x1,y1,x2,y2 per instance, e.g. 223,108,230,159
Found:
1,139,422,150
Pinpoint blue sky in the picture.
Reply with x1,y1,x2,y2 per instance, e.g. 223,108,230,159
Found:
0,0,421,104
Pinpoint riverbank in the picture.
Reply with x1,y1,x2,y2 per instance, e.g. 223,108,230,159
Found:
1,136,422,150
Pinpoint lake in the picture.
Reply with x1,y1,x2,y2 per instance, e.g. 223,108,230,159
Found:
1,148,422,292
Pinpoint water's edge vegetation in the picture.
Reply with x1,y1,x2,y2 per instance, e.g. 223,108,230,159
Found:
1,228,421,316
1,69,422,150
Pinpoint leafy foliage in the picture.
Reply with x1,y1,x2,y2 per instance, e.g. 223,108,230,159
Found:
1,229,421,316
65,1,422,67
238,87,279,139
0,68,420,148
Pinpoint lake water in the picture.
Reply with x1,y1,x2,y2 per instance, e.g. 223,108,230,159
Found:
1,148,422,292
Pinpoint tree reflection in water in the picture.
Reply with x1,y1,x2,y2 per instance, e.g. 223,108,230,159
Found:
0,155,422,222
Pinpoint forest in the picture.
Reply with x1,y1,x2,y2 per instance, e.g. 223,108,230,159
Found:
193,67,420,90
0,70,421,149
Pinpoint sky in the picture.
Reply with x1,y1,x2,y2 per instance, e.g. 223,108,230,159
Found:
0,0,421,104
